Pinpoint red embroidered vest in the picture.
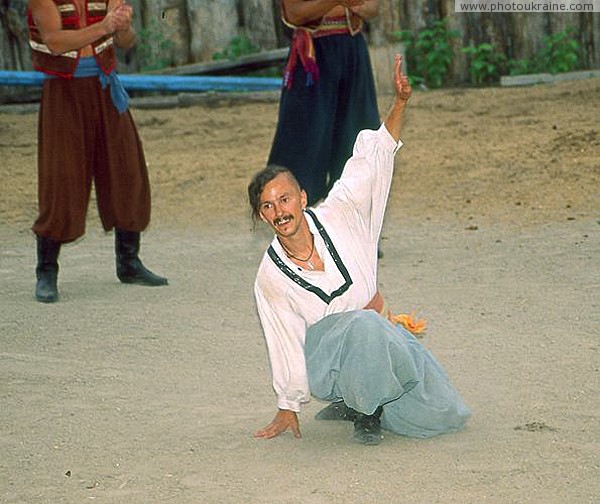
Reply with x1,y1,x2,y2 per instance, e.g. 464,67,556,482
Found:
28,0,116,78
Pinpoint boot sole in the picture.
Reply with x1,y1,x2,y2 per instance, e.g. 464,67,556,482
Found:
36,294,58,303
315,402,358,421
353,432,383,445
118,276,168,286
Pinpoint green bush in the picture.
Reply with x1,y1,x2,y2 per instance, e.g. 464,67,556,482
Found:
137,18,174,71
508,27,580,76
539,28,580,74
507,58,535,76
213,35,259,61
394,19,460,88
462,43,507,85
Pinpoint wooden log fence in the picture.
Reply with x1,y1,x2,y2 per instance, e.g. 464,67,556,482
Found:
1,0,599,102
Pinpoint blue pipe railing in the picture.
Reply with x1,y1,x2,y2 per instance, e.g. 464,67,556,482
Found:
0,70,282,92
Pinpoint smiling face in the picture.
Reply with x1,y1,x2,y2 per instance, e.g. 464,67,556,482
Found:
258,172,308,238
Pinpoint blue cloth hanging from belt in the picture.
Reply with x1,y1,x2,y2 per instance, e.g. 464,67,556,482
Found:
45,57,130,113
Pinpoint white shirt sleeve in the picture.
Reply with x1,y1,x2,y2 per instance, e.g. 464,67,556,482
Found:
322,124,403,242
254,278,311,412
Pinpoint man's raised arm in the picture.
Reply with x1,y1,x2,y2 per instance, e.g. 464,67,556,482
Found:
383,55,412,142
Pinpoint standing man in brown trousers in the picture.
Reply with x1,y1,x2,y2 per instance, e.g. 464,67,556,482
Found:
27,0,167,302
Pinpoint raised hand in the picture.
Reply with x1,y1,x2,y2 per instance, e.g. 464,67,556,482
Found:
382,54,411,141
394,54,412,102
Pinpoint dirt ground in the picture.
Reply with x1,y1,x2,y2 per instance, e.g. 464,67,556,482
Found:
1,77,599,503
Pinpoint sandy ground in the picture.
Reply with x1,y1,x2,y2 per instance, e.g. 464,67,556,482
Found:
1,77,599,503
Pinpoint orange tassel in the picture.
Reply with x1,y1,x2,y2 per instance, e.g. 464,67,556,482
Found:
390,311,427,335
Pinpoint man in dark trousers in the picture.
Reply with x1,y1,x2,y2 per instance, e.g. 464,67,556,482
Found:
268,0,381,206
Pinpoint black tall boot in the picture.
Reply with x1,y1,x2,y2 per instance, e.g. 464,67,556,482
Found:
115,229,168,286
315,401,358,421
353,406,383,446
35,235,60,303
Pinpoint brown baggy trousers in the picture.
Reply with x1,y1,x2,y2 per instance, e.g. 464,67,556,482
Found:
32,76,151,243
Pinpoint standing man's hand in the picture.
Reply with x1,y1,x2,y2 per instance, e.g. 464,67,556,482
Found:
347,0,379,19
283,0,364,25
107,0,136,49
340,0,366,7
254,409,302,440
104,0,133,33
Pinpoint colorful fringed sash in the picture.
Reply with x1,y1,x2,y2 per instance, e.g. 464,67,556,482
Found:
282,11,363,89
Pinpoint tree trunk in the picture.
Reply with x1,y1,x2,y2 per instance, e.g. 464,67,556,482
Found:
240,0,278,51
186,0,238,61
1,0,37,102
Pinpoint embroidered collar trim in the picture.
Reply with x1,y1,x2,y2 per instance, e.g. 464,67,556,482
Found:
267,209,353,304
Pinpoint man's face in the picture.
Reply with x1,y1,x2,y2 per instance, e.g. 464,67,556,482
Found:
259,173,307,238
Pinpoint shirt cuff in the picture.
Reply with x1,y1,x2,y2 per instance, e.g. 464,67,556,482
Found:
278,397,301,413
379,123,403,154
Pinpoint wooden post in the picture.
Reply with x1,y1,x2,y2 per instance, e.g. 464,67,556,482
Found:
241,0,279,51
186,0,239,61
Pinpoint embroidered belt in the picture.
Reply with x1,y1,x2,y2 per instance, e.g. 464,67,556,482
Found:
312,16,354,38
283,15,362,89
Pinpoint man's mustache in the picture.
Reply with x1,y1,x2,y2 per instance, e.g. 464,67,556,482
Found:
274,215,293,226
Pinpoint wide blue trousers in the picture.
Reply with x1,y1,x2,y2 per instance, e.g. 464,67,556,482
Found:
305,310,471,438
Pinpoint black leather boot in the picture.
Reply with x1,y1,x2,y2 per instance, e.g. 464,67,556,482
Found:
35,235,60,303
115,229,168,286
353,406,383,445
315,401,358,421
